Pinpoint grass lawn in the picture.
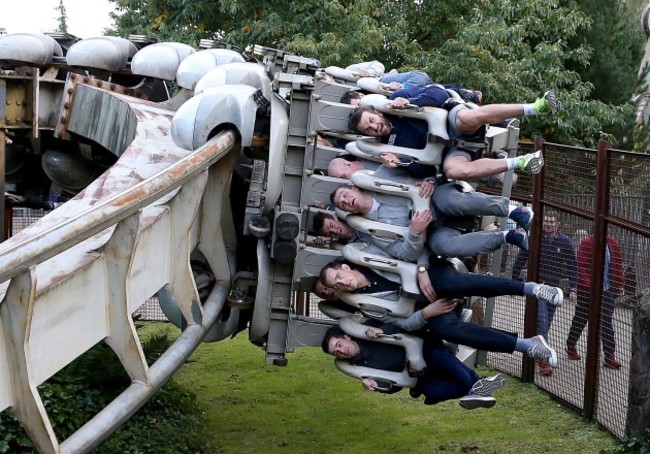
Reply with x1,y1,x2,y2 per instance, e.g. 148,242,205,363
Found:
157,324,618,454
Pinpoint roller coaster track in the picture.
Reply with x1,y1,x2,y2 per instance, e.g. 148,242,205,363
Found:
0,76,240,453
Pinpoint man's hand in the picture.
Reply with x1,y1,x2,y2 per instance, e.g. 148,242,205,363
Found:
410,210,432,236
416,180,435,198
388,97,409,110
569,290,577,304
386,82,403,91
361,378,378,391
421,298,457,320
353,70,371,78
417,271,437,303
380,152,401,168
365,327,383,339
313,236,331,246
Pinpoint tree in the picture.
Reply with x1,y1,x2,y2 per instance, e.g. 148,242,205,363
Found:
107,0,639,148
562,0,645,105
56,0,69,33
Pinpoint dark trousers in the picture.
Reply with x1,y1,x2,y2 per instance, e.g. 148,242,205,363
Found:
567,287,617,357
415,342,479,405
423,312,518,353
428,261,526,299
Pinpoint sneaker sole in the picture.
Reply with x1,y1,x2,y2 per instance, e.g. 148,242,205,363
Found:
544,91,558,114
536,335,558,368
470,374,505,396
459,396,496,410
525,151,545,174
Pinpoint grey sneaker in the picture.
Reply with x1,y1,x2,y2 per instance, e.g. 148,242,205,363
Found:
470,374,505,396
517,150,544,174
533,284,563,307
459,394,496,410
527,335,558,367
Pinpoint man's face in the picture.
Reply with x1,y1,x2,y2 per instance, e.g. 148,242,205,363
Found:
321,217,355,240
330,160,363,179
333,187,372,214
327,334,360,359
357,110,391,137
350,93,365,107
323,264,362,292
543,216,559,236
314,280,336,300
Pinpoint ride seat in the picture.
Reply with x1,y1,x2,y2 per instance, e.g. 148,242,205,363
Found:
334,314,426,389
334,243,418,318
356,93,449,166
350,169,431,212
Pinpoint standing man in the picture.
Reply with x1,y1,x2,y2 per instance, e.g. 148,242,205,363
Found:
566,228,625,369
512,210,578,376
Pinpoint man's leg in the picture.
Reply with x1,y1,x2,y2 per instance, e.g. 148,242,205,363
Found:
428,262,526,299
452,91,557,134
417,343,478,405
425,312,518,353
443,150,544,181
380,70,431,88
600,289,617,358
429,226,505,257
433,182,509,218
567,286,590,349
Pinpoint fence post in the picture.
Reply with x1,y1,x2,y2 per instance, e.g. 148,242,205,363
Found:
581,139,611,418
520,137,546,382
626,289,650,436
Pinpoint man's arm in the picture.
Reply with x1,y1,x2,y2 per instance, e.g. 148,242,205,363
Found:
389,85,449,108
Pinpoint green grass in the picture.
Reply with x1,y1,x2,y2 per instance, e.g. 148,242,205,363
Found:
156,324,618,454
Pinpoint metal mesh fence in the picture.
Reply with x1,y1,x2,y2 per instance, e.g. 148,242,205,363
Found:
479,141,650,439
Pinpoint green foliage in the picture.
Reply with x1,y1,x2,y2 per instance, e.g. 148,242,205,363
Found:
0,325,210,453
603,428,650,453
562,0,645,105
107,0,645,148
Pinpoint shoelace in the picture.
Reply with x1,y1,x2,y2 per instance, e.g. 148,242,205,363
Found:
535,286,556,304
527,343,550,361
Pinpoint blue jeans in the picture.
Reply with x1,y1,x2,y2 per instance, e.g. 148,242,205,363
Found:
380,70,431,88
537,300,558,341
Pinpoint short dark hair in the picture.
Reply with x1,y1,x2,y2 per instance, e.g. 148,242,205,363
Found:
340,90,363,105
544,209,559,220
312,212,333,235
349,105,376,133
329,184,353,207
319,260,346,286
321,325,346,354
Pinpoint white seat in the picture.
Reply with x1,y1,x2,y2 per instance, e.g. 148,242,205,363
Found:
350,169,431,212
358,94,448,166
335,243,418,319
333,314,425,388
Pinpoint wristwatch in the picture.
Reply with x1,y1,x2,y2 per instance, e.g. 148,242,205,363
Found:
417,264,429,274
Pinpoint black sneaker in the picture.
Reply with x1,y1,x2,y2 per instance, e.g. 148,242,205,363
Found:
459,394,496,410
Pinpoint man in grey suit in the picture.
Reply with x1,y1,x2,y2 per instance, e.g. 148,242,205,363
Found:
330,182,531,259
